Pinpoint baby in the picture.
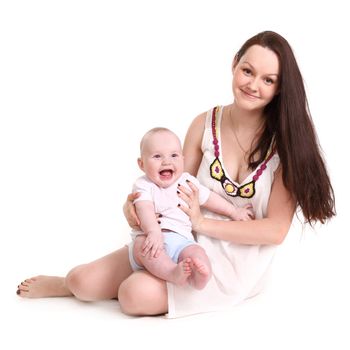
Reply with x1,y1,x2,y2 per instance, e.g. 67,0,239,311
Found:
129,127,253,289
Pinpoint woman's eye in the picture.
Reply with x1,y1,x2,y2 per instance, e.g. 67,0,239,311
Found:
243,68,252,75
264,78,274,85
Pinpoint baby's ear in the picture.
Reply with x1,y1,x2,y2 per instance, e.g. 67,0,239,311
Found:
137,157,144,171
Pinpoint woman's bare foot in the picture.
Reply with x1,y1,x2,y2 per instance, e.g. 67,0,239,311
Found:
16,275,73,298
188,257,211,290
171,258,192,286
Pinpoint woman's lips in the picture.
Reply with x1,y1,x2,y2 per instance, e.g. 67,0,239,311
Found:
240,89,259,100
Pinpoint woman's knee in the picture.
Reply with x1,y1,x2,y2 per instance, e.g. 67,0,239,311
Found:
65,264,99,301
118,271,168,316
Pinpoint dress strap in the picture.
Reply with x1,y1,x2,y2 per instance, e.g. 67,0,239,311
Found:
211,106,220,158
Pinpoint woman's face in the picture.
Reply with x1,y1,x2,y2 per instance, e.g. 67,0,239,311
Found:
232,45,280,112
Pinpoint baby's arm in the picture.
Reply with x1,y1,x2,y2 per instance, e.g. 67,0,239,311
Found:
202,191,254,221
134,200,163,258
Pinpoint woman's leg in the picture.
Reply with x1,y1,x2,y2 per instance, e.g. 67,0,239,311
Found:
17,246,133,301
17,275,72,298
118,270,168,316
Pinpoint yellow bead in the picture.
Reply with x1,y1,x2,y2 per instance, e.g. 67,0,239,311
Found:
225,184,234,193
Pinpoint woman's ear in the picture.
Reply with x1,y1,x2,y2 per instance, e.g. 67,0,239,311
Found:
232,53,239,71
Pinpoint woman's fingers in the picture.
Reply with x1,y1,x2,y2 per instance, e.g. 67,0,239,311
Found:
123,192,141,228
176,181,204,231
177,181,198,197
177,202,190,215
177,180,199,207
127,192,141,202
177,184,191,200
185,180,199,194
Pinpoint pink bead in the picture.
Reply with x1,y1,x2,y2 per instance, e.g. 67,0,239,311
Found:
253,175,258,181
257,169,262,176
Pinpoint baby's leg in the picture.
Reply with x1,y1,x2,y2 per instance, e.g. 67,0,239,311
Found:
178,245,212,290
133,236,191,286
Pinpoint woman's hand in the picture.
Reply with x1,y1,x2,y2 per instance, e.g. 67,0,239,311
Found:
123,192,141,230
177,180,204,232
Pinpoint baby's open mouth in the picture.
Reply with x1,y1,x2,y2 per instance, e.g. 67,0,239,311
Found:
159,169,174,178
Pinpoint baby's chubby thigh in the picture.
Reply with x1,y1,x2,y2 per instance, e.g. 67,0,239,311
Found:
132,234,147,266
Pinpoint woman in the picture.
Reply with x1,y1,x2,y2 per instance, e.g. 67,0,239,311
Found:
17,31,335,318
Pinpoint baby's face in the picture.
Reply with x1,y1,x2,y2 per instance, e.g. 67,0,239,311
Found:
138,131,184,188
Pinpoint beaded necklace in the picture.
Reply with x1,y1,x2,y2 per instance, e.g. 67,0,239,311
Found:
210,106,275,199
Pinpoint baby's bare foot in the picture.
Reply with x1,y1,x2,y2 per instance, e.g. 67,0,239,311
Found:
171,258,192,286
188,257,211,290
16,275,72,298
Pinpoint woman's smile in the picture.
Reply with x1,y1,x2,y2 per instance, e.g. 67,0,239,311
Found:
240,88,260,100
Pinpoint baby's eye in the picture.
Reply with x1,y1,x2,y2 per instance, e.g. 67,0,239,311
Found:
171,153,179,158
153,154,161,159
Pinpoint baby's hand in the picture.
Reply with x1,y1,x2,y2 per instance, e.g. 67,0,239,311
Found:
231,204,255,221
142,231,164,258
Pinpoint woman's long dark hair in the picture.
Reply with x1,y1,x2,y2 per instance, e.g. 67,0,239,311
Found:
236,31,335,225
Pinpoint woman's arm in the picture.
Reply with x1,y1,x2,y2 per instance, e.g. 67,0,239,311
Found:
183,112,206,175
123,192,141,229
202,191,254,221
181,167,296,245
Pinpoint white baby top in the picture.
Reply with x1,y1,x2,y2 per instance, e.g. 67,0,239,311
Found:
132,172,210,239
166,106,280,318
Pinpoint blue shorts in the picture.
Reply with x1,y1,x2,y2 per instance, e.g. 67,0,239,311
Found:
128,231,197,271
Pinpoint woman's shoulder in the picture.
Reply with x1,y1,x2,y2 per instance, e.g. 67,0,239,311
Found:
185,106,222,149
185,112,206,140
190,111,207,127
188,106,218,131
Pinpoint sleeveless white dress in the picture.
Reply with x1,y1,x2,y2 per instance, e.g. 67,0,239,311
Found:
166,106,280,318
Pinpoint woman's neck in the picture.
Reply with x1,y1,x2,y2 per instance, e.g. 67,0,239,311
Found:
229,103,265,131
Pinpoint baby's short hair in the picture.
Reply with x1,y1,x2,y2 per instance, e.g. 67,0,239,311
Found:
140,127,178,153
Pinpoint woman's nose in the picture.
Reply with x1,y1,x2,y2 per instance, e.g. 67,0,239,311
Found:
247,77,258,91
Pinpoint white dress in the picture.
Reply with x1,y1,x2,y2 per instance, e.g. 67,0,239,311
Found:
166,106,280,318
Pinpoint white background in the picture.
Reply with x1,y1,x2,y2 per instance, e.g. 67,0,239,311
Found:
0,1,349,349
